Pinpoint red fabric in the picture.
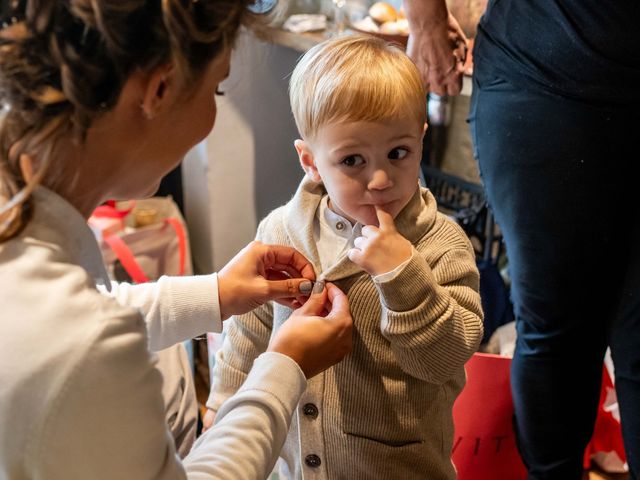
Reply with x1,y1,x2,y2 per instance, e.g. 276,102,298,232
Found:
583,366,627,468
453,353,627,479
92,200,135,219
452,353,527,480
100,216,187,284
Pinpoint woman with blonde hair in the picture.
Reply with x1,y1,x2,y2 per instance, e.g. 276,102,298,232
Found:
0,1,352,478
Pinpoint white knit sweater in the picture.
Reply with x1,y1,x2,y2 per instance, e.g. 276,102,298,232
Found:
209,177,484,480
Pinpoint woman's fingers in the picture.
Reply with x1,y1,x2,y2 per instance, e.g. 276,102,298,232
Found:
218,242,316,319
262,243,315,280
324,282,350,319
266,277,314,300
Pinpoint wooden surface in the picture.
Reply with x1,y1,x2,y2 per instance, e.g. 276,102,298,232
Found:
259,26,473,96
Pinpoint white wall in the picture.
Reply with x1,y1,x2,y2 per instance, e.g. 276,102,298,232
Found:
183,32,305,273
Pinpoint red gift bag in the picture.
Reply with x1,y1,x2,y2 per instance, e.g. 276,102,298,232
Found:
452,352,628,479
452,353,527,480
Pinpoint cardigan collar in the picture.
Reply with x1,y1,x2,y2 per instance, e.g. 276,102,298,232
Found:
284,176,438,282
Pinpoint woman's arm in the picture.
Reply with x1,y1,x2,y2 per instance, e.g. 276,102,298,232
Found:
103,274,221,351
101,242,317,351
32,306,306,480
185,352,307,479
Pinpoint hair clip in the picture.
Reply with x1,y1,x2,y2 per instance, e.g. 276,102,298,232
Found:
0,0,25,30
1,17,14,29
248,0,278,15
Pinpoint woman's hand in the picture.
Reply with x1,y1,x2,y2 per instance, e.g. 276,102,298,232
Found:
268,282,353,379
405,5,468,95
217,241,316,320
203,282,352,431
348,207,412,276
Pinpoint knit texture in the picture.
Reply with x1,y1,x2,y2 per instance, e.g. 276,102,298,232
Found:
210,177,483,480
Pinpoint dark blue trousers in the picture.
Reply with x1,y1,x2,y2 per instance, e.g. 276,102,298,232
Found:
468,61,640,480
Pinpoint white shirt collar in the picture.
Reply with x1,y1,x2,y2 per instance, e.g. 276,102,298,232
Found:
320,196,362,240
314,195,364,272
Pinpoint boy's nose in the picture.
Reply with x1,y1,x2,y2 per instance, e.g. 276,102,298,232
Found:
367,169,393,191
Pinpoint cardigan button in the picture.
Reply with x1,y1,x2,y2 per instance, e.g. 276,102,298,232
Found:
335,221,345,230
303,403,318,418
305,454,322,468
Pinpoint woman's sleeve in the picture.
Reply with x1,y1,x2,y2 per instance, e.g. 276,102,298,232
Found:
185,352,306,479
31,307,305,480
100,273,222,351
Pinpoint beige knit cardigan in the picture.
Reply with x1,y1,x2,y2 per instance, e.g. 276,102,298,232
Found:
210,177,483,480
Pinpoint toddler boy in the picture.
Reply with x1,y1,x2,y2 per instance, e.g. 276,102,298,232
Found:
207,34,483,480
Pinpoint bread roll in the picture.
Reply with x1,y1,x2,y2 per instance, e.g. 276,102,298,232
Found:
379,18,408,36
353,16,381,32
379,21,401,35
369,2,397,23
395,18,409,35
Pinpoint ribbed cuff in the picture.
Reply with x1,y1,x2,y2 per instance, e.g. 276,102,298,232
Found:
373,251,414,284
163,273,222,334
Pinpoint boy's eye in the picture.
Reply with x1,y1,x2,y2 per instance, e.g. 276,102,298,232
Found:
388,147,409,160
342,155,364,167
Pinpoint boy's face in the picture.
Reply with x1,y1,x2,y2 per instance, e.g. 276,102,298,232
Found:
295,117,425,226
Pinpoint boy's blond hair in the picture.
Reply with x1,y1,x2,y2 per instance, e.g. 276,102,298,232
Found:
289,34,426,140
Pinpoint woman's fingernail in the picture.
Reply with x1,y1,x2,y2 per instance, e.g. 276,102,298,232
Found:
299,280,312,294
311,280,325,295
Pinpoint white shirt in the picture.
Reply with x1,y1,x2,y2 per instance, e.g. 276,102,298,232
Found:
314,195,412,281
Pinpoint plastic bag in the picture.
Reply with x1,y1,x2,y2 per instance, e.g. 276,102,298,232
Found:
90,196,192,283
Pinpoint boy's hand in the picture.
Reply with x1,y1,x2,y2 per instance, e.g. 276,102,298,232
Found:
348,207,412,276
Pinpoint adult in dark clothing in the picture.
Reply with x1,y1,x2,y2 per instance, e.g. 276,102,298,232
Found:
467,1,640,478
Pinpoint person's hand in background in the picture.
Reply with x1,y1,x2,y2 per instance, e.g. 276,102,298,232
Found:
404,0,468,95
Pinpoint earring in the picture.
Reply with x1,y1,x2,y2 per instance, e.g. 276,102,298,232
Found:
140,103,154,120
